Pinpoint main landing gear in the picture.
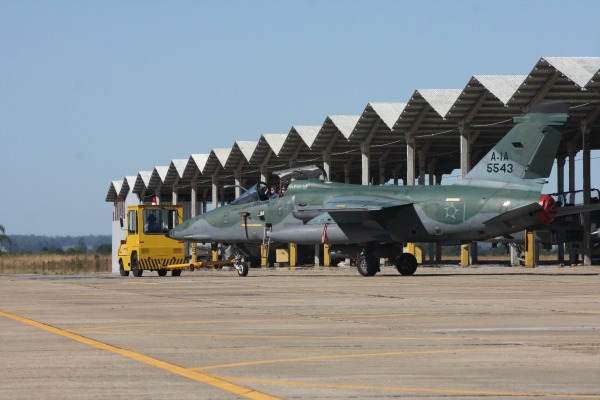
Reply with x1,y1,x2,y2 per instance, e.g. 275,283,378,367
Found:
356,244,418,277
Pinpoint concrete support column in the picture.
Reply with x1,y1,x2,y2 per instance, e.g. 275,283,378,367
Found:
556,154,566,194
211,173,219,210
406,133,415,186
554,155,565,266
581,122,592,266
234,171,241,199
567,142,577,194
405,134,416,255
361,142,370,185
323,151,332,182
172,178,179,206
567,141,578,264
190,173,199,263
460,120,480,266
190,173,198,218
459,122,471,178
314,244,321,266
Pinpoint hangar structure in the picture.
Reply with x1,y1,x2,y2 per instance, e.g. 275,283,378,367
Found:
106,57,600,270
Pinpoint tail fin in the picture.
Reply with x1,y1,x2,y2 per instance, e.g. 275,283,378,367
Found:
460,102,569,189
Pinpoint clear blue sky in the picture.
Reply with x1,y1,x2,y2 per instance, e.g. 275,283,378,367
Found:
1,0,599,236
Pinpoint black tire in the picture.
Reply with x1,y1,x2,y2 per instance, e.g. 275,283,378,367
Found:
395,253,418,276
171,269,182,277
357,254,378,277
132,254,143,277
157,268,168,277
237,262,249,277
119,260,129,277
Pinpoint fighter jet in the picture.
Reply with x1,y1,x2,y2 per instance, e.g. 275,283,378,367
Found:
168,102,598,276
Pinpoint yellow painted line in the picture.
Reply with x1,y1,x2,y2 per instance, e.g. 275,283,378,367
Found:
0,311,280,400
196,343,600,372
195,348,482,371
213,374,600,398
241,224,262,227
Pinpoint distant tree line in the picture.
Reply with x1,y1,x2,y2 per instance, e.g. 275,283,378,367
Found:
3,234,111,255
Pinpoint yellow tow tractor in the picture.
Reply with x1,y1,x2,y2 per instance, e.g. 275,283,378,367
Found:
117,204,249,277
118,204,186,277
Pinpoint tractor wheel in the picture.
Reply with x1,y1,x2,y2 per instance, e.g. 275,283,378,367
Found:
119,260,129,277
131,254,143,277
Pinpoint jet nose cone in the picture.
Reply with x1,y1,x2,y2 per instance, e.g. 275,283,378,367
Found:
165,230,172,239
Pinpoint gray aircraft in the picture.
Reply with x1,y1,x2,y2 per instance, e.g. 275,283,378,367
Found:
168,102,599,276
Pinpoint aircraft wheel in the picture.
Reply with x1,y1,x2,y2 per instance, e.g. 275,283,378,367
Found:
236,262,249,277
157,268,168,277
172,269,182,277
131,254,143,277
357,254,378,277
119,260,129,277
395,253,418,276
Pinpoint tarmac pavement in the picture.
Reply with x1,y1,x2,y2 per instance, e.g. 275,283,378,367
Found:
1,264,599,399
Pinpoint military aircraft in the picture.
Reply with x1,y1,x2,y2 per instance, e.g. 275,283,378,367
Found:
168,102,600,276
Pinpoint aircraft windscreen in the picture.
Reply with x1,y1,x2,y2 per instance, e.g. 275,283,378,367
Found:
229,182,269,205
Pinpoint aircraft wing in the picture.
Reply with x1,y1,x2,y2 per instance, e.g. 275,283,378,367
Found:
293,194,412,224
323,195,411,211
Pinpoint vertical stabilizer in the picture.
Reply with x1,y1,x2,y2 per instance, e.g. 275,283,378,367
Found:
461,102,569,189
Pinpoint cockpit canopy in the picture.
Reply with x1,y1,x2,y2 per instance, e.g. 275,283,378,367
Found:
228,167,325,206
229,182,270,206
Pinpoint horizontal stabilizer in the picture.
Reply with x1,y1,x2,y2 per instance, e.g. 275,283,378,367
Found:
484,202,542,226
556,203,600,217
485,200,600,230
